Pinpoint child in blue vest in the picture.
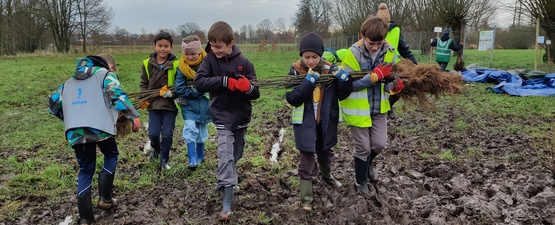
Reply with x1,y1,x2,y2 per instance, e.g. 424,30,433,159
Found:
139,31,178,170
174,35,211,169
286,32,353,211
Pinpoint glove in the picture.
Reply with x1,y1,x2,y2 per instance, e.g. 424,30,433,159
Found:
305,68,320,85
225,77,237,91
159,85,173,98
390,75,405,94
139,100,150,109
370,63,393,83
132,117,141,132
333,69,350,82
236,75,252,92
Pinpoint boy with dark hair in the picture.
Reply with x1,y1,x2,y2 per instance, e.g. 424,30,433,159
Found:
140,31,179,170
48,54,141,225
194,21,260,221
340,16,405,193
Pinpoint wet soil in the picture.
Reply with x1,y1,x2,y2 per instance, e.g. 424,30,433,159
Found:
4,101,555,225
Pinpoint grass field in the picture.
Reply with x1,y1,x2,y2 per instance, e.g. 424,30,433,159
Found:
0,47,554,224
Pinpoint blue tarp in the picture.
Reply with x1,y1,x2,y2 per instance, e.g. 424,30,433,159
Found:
460,65,555,96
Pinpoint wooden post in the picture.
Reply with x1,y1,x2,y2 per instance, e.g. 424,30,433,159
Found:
535,17,540,70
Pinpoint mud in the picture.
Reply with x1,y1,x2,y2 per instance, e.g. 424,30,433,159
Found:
4,102,555,225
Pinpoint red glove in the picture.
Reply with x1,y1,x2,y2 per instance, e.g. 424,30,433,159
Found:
390,76,405,94
370,63,393,83
226,77,237,91
132,117,141,132
236,75,251,92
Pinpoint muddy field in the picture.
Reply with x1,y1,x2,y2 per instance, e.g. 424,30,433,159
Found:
5,99,555,225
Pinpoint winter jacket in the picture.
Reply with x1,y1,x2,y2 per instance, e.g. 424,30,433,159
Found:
194,44,260,130
389,22,417,64
174,68,211,123
285,61,353,152
431,34,462,52
139,52,178,112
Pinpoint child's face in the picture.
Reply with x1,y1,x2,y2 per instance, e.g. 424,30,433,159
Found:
184,51,200,62
301,51,321,69
209,40,234,58
154,39,173,60
362,36,384,54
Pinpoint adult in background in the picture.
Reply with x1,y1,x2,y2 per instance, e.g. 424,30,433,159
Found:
48,54,141,225
376,2,417,119
431,28,463,71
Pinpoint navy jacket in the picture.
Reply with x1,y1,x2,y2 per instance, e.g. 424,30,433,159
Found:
286,63,353,152
194,44,260,130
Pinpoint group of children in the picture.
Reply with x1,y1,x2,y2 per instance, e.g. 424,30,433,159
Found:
50,10,407,223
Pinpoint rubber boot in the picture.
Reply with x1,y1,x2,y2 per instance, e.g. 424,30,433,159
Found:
149,140,160,160
354,157,369,194
367,152,378,183
77,191,94,225
219,186,234,221
187,143,198,169
196,142,205,164
299,179,313,211
98,172,116,209
320,165,342,188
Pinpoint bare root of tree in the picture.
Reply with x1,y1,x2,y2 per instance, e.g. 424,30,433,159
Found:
394,59,464,110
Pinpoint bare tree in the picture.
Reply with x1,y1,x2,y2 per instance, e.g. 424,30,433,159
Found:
275,17,288,32
240,25,248,44
247,24,255,41
294,0,332,38
518,0,555,63
40,0,74,53
257,19,274,41
75,0,113,53
333,0,375,36
176,22,201,38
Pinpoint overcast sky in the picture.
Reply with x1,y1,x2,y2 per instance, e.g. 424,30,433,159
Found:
107,0,299,34
107,0,515,35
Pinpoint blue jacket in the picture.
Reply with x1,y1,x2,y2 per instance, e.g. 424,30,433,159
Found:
174,69,211,123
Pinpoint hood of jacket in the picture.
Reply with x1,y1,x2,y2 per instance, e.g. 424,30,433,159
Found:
73,55,110,80
440,33,451,41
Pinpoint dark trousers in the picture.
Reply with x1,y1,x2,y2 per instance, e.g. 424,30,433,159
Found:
148,110,178,165
73,137,119,197
298,125,334,180
437,61,449,71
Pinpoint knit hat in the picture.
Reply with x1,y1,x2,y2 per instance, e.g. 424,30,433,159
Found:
443,28,451,35
299,32,324,57
376,3,390,23
182,40,202,54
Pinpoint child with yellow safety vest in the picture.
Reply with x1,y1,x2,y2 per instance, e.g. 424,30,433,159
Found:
139,31,179,170
286,32,353,211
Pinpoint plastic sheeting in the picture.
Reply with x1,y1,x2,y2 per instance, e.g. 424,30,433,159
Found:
460,64,555,96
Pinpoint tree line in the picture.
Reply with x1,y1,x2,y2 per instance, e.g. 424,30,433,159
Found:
1,0,554,61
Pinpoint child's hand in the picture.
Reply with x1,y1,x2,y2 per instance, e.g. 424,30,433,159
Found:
132,117,141,132
235,75,252,92
159,85,173,98
305,68,320,85
333,69,350,82
390,75,405,94
370,63,392,83
225,77,237,91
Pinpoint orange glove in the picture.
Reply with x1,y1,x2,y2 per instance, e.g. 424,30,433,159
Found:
132,117,141,132
159,85,173,98
236,75,252,92
139,100,150,109
370,63,393,83
390,76,405,94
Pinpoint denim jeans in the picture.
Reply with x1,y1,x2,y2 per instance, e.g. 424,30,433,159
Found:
148,110,178,165
182,120,209,144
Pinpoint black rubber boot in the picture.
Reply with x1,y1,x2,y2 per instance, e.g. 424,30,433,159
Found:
77,191,94,224
98,172,115,209
354,157,369,194
219,186,234,221
299,179,313,211
320,165,342,188
367,152,378,183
